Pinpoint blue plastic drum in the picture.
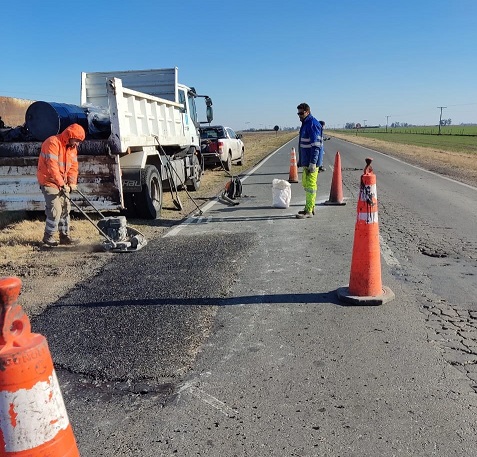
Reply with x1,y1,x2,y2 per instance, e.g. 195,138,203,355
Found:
25,102,89,141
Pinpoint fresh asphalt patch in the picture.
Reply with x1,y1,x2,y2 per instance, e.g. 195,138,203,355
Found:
31,232,256,390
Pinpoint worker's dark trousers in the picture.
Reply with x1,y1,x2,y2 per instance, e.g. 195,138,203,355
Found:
41,186,71,236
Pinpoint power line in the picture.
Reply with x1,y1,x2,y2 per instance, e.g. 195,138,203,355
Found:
446,102,477,107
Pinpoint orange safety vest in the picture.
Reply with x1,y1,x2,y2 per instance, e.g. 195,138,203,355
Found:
37,123,85,189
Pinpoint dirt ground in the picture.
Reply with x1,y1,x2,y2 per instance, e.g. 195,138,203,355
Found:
1,130,475,318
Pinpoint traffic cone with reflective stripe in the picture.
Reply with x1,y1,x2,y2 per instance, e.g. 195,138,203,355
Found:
288,147,299,183
324,151,346,206
0,276,80,456
337,158,395,305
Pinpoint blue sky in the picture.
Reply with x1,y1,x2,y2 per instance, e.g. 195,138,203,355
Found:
2,0,476,130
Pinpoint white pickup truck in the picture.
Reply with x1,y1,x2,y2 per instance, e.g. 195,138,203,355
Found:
199,125,244,171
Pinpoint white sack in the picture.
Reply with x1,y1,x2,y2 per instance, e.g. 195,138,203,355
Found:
272,179,292,208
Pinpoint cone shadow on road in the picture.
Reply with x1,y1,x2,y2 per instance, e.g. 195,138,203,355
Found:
54,291,349,309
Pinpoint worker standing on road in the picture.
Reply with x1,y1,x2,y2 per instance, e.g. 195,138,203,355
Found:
318,120,326,172
37,123,85,246
296,103,322,219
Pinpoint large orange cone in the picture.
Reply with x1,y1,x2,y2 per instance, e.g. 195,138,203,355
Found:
324,151,346,206
337,158,395,305
288,147,299,183
0,277,80,456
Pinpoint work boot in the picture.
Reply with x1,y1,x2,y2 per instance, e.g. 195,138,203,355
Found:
42,234,58,247
296,211,313,219
319,166,326,172
59,234,80,245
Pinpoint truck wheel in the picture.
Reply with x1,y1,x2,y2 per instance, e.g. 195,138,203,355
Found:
237,148,244,166
135,165,163,219
222,152,232,171
187,154,201,191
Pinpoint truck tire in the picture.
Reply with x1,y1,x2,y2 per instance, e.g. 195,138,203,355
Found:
222,152,232,171
237,148,244,166
135,165,163,219
186,153,201,191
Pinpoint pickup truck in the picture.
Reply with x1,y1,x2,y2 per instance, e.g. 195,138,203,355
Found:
199,125,244,171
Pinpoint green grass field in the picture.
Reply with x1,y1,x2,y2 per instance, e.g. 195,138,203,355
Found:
332,125,477,154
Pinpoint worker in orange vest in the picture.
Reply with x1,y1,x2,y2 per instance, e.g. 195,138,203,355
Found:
37,123,86,246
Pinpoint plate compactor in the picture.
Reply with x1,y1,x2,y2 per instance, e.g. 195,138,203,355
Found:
66,189,147,252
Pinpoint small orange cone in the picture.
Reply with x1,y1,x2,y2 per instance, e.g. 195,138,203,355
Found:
288,147,299,183
324,151,346,206
337,158,395,305
0,276,80,456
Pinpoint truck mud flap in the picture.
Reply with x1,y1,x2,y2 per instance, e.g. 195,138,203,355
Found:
121,169,142,192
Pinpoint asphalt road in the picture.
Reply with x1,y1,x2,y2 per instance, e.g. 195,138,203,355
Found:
31,137,477,456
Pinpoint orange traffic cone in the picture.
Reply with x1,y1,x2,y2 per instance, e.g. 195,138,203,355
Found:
288,147,299,183
324,151,346,206
0,277,80,456
337,158,395,305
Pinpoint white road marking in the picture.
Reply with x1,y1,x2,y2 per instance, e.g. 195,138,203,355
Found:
165,137,297,238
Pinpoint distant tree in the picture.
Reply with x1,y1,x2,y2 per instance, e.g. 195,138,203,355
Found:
345,122,355,129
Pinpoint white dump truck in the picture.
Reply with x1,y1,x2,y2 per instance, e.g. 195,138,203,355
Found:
0,67,213,219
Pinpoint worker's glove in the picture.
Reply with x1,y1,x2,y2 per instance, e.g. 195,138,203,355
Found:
69,183,78,192
308,163,317,173
61,184,71,193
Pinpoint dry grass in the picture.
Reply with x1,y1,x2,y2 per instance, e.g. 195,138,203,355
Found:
329,131,477,188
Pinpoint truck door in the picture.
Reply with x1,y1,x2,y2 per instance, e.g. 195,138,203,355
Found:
178,89,191,144
187,92,198,127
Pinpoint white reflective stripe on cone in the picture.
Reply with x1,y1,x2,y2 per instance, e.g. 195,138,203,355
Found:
0,371,70,452
357,212,379,223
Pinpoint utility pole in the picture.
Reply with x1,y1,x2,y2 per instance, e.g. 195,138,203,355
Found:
386,115,390,132
437,106,447,135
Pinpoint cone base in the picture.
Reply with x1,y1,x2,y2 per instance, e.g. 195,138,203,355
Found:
336,285,395,306
324,200,346,206
288,179,298,183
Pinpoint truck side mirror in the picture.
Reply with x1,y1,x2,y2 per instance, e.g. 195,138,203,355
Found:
206,106,213,124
